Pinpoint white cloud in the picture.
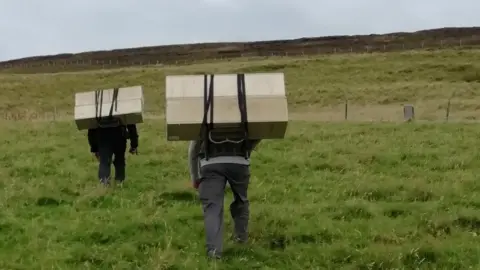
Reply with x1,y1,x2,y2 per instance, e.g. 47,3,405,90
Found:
0,0,478,61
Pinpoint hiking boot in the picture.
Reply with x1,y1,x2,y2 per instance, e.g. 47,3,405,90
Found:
115,179,124,188
207,249,221,260
99,177,110,186
232,235,247,244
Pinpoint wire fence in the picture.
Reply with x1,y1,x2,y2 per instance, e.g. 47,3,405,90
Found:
2,95,479,123
1,38,480,71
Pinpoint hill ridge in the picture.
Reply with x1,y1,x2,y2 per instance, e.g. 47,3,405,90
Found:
2,26,480,72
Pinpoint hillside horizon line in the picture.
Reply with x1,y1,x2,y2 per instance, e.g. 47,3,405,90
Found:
2,26,480,72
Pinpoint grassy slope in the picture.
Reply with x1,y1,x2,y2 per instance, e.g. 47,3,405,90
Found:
2,49,480,269
2,120,480,269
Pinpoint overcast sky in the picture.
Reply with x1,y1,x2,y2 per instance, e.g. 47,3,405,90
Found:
0,0,478,61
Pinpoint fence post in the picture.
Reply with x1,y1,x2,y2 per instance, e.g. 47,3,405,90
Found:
403,104,415,122
344,100,348,120
445,90,457,122
445,100,451,122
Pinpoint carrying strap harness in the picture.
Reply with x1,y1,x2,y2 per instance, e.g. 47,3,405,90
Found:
199,74,250,161
94,87,121,128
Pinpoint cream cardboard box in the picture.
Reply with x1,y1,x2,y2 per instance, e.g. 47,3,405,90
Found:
165,72,289,141
74,86,144,130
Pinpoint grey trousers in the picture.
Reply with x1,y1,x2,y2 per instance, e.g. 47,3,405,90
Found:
198,163,250,255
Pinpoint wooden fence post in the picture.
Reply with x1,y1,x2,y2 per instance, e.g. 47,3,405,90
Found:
343,90,348,120
403,104,415,122
445,90,457,122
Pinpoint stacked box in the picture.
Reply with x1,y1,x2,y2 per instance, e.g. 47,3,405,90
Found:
74,85,144,130
165,72,289,141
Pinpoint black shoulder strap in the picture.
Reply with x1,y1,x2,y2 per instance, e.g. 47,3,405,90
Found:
95,89,103,124
108,87,119,119
237,74,250,159
199,74,215,160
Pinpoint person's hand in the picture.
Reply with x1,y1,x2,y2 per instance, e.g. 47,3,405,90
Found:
192,179,200,189
129,147,138,154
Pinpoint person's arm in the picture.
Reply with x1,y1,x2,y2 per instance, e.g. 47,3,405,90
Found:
88,128,98,153
127,124,139,148
188,140,203,184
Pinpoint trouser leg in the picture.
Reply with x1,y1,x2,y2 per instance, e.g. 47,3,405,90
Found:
225,164,250,242
198,164,227,256
98,145,113,183
113,139,127,181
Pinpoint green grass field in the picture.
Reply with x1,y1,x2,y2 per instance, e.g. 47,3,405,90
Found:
2,49,480,269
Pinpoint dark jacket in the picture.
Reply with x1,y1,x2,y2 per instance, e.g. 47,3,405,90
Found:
88,124,139,153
